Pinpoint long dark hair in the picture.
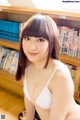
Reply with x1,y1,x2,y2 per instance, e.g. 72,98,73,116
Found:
16,14,60,81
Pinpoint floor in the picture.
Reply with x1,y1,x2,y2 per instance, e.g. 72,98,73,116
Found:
0,87,24,120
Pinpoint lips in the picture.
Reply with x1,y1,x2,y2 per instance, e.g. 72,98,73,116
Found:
28,52,39,56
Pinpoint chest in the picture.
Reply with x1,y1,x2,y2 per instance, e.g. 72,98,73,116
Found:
26,69,53,101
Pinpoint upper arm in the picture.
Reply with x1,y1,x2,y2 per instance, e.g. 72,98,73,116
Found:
49,66,74,120
22,75,35,119
24,96,35,120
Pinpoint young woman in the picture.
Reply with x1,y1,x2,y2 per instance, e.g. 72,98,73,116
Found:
16,14,80,120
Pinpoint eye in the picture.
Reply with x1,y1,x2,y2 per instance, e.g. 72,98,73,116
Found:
38,38,45,42
24,36,30,41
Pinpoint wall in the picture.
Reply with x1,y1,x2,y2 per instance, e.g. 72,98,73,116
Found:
7,0,36,8
0,0,80,13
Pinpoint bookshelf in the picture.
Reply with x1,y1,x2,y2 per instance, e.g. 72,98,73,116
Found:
0,69,23,96
0,6,80,21
0,6,80,102
59,54,80,67
0,39,19,50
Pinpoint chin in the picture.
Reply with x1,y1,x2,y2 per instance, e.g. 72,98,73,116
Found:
28,58,39,63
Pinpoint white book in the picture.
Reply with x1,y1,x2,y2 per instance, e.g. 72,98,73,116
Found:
0,46,5,64
68,28,74,56
58,26,65,54
19,22,25,40
2,49,11,69
62,27,70,55
3,50,16,71
12,60,18,75
0,48,10,69
77,30,80,58
8,52,19,74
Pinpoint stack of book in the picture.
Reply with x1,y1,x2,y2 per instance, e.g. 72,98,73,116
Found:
0,46,19,75
0,20,20,42
58,26,80,58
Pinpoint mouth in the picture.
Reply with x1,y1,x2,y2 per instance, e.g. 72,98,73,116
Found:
28,52,39,56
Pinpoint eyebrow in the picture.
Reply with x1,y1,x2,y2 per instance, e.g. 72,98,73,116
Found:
38,37,47,40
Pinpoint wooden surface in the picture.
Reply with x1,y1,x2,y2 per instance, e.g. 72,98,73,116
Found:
0,70,23,97
0,39,19,50
59,54,80,67
0,6,80,21
0,88,24,120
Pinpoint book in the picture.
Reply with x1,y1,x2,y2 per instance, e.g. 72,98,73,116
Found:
77,30,80,58
0,46,5,64
1,48,11,69
8,52,19,74
3,50,16,71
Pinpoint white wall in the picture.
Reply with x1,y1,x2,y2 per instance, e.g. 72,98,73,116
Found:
0,0,36,7
0,0,11,6
7,0,36,8
0,0,80,13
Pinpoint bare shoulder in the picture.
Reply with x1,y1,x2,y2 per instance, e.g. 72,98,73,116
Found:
50,60,74,95
54,60,72,80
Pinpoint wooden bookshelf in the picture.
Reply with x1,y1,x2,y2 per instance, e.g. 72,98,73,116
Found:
0,6,80,103
0,6,80,21
0,69,21,85
59,54,80,67
0,69,23,96
0,39,19,50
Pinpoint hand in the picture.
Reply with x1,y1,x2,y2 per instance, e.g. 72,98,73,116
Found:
19,116,26,120
18,109,26,120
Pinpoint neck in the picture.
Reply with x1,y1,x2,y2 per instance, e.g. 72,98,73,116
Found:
31,58,54,71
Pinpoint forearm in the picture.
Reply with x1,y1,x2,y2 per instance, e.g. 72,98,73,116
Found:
24,96,35,120
25,108,35,120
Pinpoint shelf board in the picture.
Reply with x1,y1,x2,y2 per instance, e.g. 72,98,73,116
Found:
0,69,23,96
59,54,80,66
0,69,15,81
0,39,19,50
0,69,22,85
0,6,80,21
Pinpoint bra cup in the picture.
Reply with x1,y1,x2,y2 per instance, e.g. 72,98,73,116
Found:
23,78,31,100
36,87,52,109
23,65,60,109
24,78,52,109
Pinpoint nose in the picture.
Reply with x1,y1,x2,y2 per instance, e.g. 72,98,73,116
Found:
29,41,37,50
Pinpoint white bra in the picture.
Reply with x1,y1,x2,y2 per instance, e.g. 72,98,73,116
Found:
23,66,59,109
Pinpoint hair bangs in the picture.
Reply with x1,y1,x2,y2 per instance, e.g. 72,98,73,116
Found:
22,19,49,40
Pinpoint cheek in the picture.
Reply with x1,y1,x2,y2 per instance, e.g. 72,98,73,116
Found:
40,43,49,53
43,43,49,51
22,40,28,54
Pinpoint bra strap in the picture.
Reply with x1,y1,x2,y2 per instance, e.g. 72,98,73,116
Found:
46,66,59,86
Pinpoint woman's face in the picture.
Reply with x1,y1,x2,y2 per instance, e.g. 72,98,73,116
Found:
22,36,49,63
